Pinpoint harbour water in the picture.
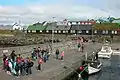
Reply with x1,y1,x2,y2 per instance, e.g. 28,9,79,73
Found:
69,54,120,80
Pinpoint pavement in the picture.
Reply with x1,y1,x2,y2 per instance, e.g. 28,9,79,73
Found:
0,42,103,80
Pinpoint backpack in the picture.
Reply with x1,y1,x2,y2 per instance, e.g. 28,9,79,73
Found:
29,61,34,67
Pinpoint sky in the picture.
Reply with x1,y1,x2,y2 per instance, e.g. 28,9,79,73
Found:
0,0,120,25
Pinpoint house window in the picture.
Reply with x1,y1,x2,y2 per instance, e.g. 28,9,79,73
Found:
89,23,91,25
78,30,82,33
40,30,42,32
58,30,61,33
55,30,57,33
86,31,89,33
66,31,68,33
85,23,88,25
112,31,114,34
115,31,117,34
71,30,75,33
106,30,108,34
28,30,31,33
63,31,66,33
46,30,49,33
72,22,76,25
94,30,97,33
102,30,106,34
82,22,84,25
68,22,71,25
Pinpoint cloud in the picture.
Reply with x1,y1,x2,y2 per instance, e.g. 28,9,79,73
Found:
0,1,119,25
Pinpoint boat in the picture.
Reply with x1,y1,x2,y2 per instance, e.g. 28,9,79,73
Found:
78,60,102,78
88,60,102,75
98,43,113,58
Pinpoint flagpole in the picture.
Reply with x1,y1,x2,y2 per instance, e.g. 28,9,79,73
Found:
52,17,55,54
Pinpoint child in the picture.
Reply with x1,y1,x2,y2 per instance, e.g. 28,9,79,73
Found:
60,51,64,60
37,57,43,71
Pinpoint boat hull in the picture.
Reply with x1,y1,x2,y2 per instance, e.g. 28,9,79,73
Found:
88,65,101,75
78,62,102,78
98,52,112,59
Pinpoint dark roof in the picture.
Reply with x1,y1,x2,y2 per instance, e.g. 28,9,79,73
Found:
70,25,92,30
54,25,71,30
45,23,57,30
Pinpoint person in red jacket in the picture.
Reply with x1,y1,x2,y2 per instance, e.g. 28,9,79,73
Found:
37,56,43,71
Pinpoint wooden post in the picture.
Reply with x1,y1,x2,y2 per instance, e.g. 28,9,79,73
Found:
85,52,87,61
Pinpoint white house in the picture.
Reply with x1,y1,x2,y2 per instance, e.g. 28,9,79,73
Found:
12,23,23,30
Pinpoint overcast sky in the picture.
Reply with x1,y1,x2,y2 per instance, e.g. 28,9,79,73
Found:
0,0,120,25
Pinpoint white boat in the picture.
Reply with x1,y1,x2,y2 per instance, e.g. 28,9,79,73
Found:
98,44,113,58
78,60,102,78
88,60,102,75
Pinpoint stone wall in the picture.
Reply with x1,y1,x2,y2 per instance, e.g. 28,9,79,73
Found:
0,40,76,57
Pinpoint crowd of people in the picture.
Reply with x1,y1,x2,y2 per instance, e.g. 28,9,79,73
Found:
2,46,65,77
3,50,34,76
1,39,86,78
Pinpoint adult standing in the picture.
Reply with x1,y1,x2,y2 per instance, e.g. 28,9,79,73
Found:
81,44,84,52
78,43,81,51
10,50,16,62
27,58,33,75
55,49,59,59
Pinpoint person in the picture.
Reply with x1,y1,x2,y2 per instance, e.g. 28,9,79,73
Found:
95,52,98,60
55,49,59,59
27,58,33,75
23,58,28,75
31,48,36,60
78,43,81,51
16,55,22,75
60,51,64,60
37,57,43,71
43,53,47,63
3,54,7,70
46,49,50,60
81,44,84,52
10,50,16,62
